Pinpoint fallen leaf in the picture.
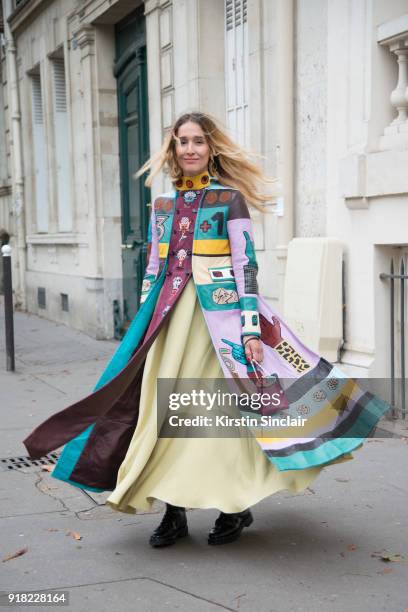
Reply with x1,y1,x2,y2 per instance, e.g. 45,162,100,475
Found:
2,547,28,562
46,528,58,532
41,465,54,472
66,530,82,541
347,544,357,551
381,554,404,563
377,568,393,575
371,550,405,562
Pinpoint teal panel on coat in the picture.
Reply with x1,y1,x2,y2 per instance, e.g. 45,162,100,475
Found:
239,296,258,311
156,211,173,244
196,282,241,311
51,264,168,491
268,394,390,471
95,265,167,391
195,206,229,241
51,424,107,492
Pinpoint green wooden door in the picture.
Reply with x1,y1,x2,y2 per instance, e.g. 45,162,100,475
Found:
114,8,150,337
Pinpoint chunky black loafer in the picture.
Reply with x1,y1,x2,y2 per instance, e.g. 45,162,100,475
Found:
208,509,253,545
149,504,188,548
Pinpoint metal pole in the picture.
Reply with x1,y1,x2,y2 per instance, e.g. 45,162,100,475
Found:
390,260,396,418
1,245,15,371
400,258,406,419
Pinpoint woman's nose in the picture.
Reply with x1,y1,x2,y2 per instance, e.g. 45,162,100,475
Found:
186,141,194,153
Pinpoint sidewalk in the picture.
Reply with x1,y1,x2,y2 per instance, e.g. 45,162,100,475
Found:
1,300,407,612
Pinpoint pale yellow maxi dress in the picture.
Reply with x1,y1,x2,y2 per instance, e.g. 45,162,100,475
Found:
106,279,354,515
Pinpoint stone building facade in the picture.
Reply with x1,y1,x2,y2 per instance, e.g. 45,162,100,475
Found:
0,0,407,392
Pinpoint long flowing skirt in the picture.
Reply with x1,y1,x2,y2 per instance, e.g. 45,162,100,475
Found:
106,279,355,514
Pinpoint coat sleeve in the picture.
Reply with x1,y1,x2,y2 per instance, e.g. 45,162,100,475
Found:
139,199,160,305
227,190,261,339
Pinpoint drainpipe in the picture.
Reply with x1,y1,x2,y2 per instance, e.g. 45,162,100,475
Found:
3,0,26,309
275,0,295,255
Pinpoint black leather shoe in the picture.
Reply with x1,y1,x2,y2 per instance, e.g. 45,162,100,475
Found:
208,509,253,545
149,504,188,548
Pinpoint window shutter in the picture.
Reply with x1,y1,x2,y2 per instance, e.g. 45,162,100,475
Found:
31,73,49,233
225,0,249,146
53,57,72,232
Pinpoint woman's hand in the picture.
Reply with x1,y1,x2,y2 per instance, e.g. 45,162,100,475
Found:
243,336,264,364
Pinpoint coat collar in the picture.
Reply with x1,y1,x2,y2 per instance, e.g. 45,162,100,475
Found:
162,176,233,199
174,172,210,191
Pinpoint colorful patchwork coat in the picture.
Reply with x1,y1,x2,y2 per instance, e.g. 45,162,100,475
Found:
23,175,390,493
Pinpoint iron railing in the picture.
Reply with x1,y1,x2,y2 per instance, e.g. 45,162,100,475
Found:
380,257,407,419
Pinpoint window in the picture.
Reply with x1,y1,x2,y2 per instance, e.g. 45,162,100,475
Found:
31,71,48,233
225,0,249,146
52,57,72,232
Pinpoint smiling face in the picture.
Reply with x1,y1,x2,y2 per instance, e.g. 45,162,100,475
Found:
174,121,210,177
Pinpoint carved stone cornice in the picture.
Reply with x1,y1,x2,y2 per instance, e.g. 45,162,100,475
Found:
73,24,95,51
144,0,161,16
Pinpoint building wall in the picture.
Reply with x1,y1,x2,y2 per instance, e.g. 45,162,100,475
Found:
0,10,16,295
294,0,328,238
7,0,123,337
1,0,407,382
325,0,408,378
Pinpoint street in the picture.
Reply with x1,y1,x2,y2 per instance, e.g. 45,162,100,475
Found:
1,300,407,612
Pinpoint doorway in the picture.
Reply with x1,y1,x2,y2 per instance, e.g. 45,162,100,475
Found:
114,6,150,337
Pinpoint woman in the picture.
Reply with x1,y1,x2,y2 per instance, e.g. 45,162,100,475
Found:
23,112,389,548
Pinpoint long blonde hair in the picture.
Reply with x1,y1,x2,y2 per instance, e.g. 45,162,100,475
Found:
134,112,277,212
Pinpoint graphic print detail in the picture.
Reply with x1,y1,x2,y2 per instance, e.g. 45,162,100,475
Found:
312,389,327,402
172,276,183,294
211,211,224,236
260,313,311,373
156,214,169,240
176,249,187,267
209,267,235,282
274,340,311,373
212,287,239,305
243,230,258,293
179,217,190,239
200,220,212,233
183,191,198,203
244,266,258,294
141,279,151,293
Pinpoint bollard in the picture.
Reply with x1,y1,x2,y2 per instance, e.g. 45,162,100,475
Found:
1,244,15,371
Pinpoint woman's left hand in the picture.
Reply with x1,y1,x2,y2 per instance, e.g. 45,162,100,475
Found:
244,336,264,364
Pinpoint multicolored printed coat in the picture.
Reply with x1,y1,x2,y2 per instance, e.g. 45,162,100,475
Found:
23,177,390,493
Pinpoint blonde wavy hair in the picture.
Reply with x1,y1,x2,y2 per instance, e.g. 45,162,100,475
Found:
134,111,277,212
